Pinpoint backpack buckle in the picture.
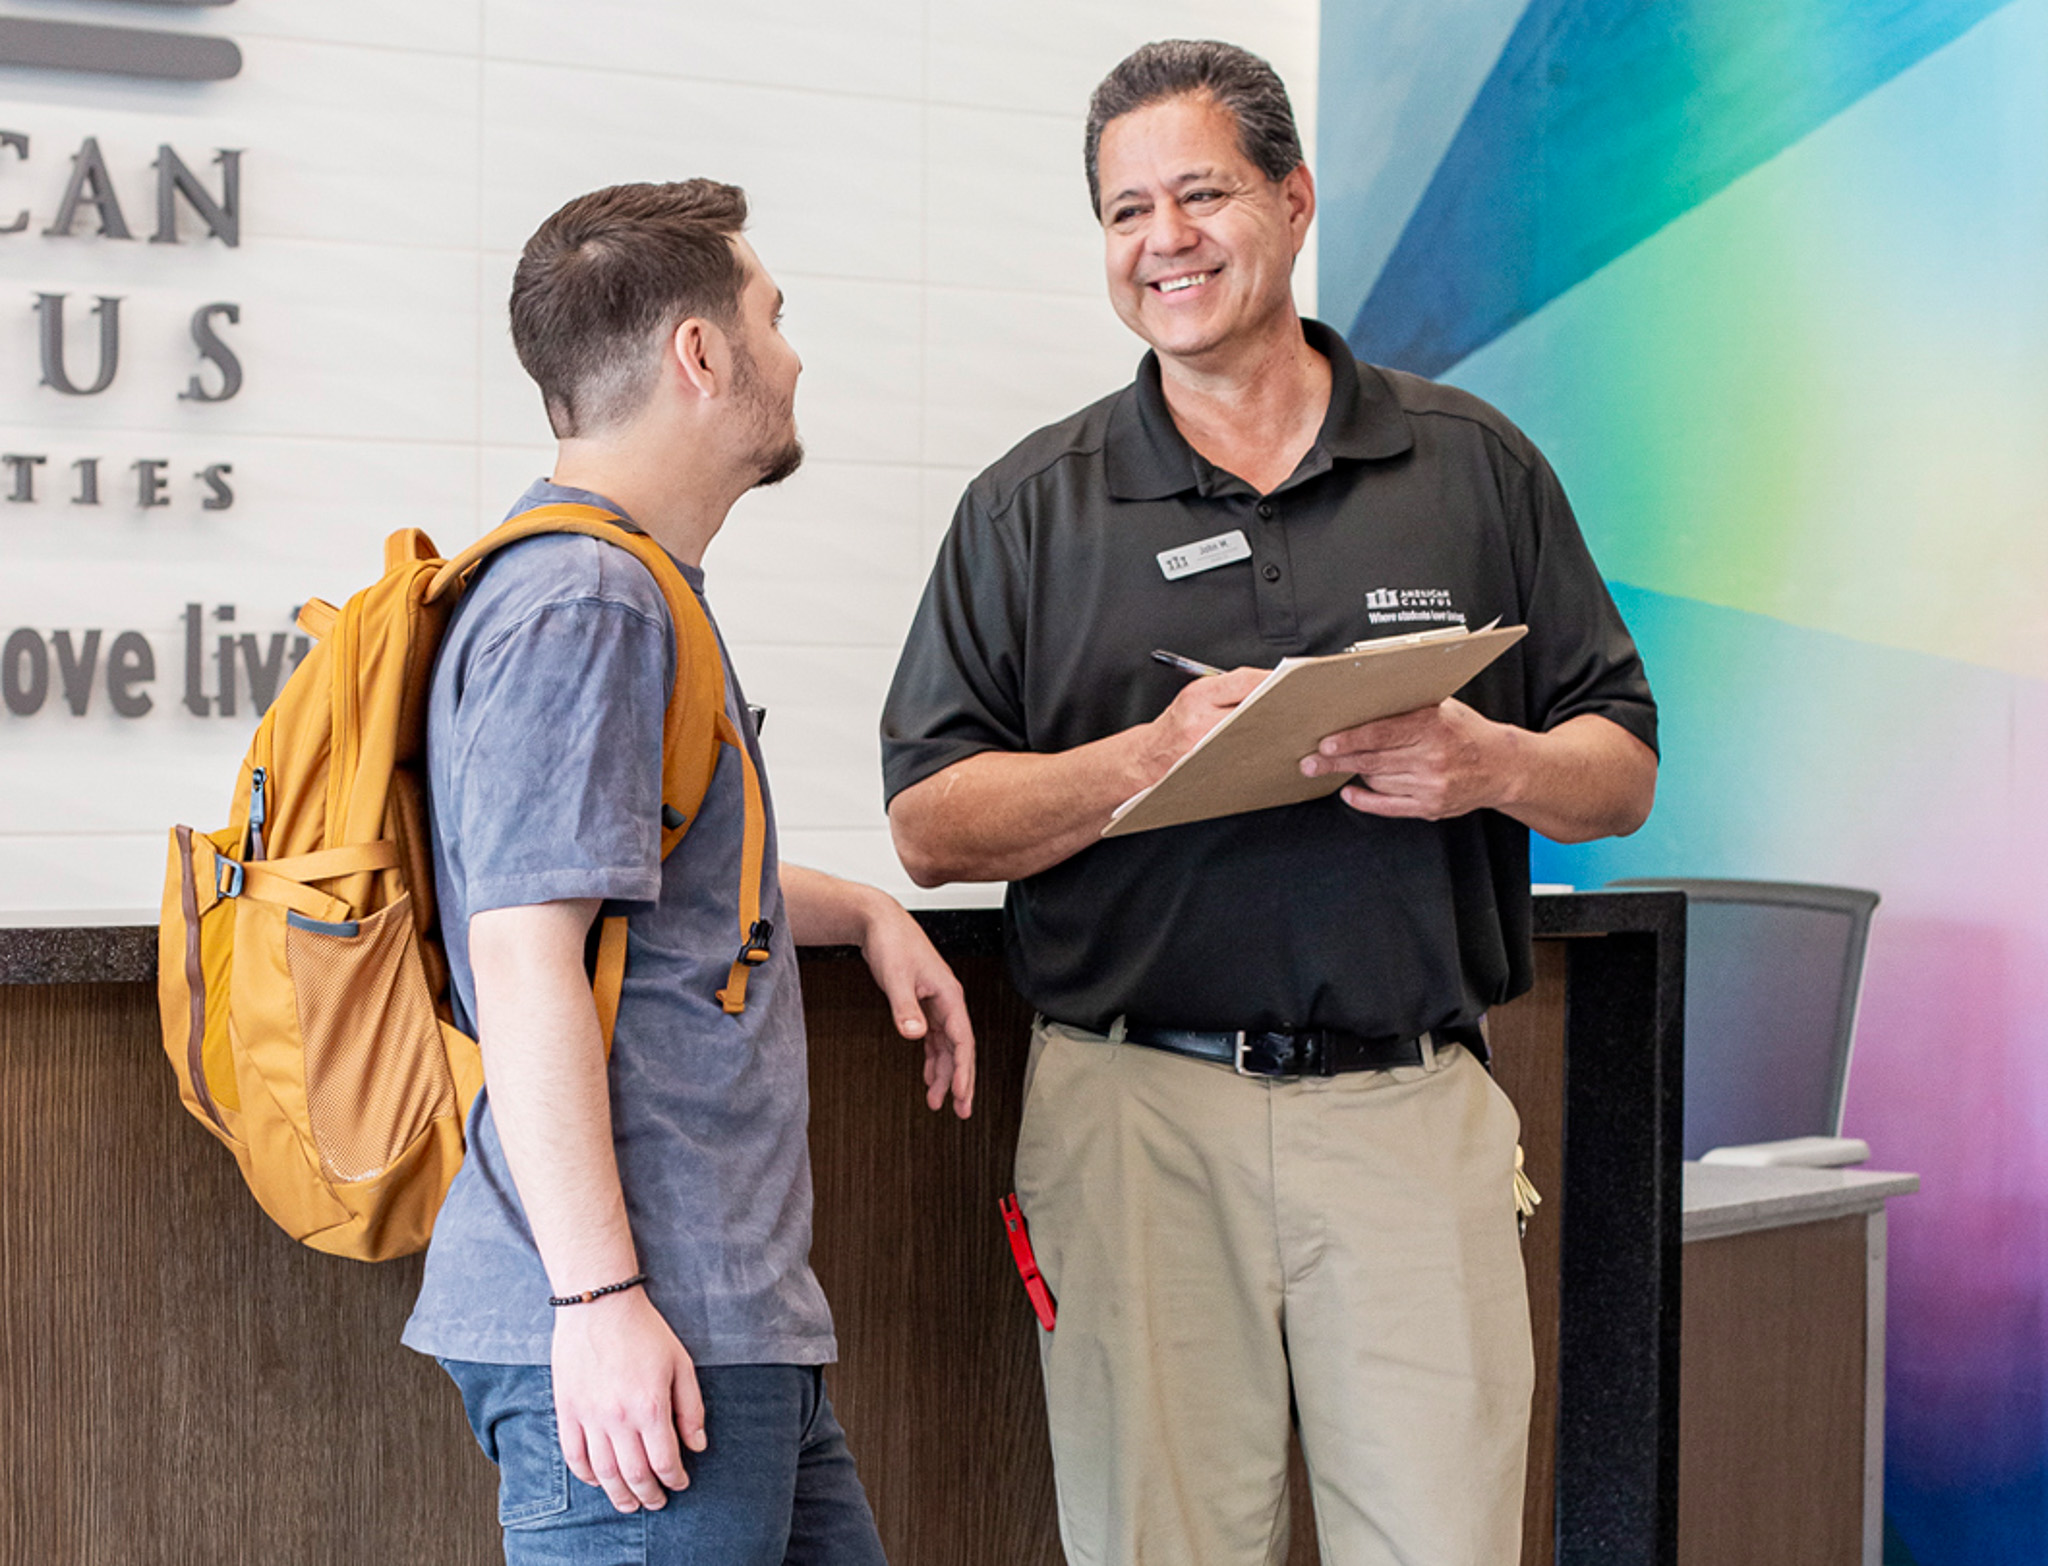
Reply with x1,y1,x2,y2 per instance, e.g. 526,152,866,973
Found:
736,918,774,967
215,857,245,899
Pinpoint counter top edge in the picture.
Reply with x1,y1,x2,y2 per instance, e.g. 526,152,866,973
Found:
0,890,1679,987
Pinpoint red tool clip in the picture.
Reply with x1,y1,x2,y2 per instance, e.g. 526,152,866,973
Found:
999,1193,1057,1332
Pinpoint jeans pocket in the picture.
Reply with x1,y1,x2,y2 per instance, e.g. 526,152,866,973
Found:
495,1388,571,1529
439,1359,573,1529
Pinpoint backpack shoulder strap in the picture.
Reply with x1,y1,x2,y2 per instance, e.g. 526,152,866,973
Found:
427,503,773,1017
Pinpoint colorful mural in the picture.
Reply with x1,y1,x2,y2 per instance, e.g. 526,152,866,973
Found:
1319,2,2048,1561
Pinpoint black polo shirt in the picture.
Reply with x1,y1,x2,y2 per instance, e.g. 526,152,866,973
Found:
881,319,1657,1040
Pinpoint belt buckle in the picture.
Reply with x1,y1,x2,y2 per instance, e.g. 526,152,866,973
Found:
1233,1031,1299,1079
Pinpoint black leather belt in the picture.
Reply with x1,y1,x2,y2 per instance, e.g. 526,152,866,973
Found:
1117,1021,1487,1078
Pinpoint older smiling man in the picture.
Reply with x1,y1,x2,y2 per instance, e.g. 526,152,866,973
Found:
882,39,1659,1566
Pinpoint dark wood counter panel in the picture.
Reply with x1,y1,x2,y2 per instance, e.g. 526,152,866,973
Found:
1,893,1682,1566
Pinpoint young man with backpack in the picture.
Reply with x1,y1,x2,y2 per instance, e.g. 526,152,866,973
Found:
398,180,973,1564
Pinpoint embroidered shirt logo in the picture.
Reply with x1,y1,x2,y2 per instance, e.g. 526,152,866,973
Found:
1365,587,1466,627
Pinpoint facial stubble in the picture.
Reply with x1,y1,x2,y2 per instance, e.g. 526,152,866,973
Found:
732,337,804,490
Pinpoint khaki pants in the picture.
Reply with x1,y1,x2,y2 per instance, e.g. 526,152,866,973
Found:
1014,1019,1534,1566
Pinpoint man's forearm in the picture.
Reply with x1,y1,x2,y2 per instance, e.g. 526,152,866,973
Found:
1494,714,1657,843
780,863,892,946
889,665,1272,886
472,901,707,1510
469,899,638,1294
888,734,1154,886
779,862,978,1115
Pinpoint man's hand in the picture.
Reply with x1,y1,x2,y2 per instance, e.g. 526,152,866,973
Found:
779,865,976,1116
551,1287,707,1512
1301,697,1517,821
1301,704,1657,842
857,894,977,1117
889,664,1270,886
1138,665,1270,778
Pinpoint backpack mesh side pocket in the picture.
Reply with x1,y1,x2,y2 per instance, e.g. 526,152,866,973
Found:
286,892,454,1185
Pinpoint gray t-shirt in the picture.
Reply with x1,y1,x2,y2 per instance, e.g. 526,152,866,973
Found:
402,480,835,1367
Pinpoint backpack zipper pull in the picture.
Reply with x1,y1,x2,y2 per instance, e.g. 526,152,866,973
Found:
247,767,267,861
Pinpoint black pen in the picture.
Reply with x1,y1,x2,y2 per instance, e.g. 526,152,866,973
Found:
1150,648,1225,678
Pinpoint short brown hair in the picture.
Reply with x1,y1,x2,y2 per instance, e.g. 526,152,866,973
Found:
1084,41,1303,217
510,180,750,437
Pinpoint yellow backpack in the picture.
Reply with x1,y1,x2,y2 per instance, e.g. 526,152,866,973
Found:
157,503,773,1262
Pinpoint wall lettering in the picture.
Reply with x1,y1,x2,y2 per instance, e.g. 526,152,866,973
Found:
36,293,121,395
3,627,49,715
52,629,100,715
106,631,154,717
44,136,129,239
180,302,241,402
15,134,239,245
4,453,44,501
3,118,261,745
152,146,239,247
8,132,245,406
2,453,235,510
0,607,305,721
0,129,27,234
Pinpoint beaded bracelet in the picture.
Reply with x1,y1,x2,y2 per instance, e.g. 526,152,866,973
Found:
548,1272,649,1308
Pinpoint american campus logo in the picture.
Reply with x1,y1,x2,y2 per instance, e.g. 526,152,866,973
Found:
0,0,271,724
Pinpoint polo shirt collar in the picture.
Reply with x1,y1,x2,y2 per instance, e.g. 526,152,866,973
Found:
1103,317,1414,501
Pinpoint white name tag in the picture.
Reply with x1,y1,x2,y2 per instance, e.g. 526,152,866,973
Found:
1157,529,1251,581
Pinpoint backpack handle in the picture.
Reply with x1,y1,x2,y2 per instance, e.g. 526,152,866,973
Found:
384,528,439,573
296,599,339,641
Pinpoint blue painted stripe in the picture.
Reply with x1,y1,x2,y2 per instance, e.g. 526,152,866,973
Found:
1332,0,2011,376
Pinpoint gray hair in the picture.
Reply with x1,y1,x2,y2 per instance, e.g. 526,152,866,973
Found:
1083,40,1304,217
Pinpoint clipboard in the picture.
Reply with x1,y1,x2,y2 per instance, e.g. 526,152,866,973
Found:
1102,622,1528,838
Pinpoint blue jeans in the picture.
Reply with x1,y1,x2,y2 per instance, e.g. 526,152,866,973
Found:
440,1359,887,1566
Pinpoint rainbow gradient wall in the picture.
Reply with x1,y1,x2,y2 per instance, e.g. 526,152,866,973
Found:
1317,2,2048,1560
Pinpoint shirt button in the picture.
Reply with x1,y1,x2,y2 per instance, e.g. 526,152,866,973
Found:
1256,501,1274,519
1262,563,1282,583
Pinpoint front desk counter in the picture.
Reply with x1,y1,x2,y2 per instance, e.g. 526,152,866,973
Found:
0,891,1683,1566
1680,1162,1919,1566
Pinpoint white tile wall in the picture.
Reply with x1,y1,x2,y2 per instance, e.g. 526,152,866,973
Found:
713,462,929,592
122,0,485,57
924,105,1107,297
476,65,924,278
921,286,1141,471
767,277,925,466
927,0,1319,120
0,0,1320,918
481,0,926,102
